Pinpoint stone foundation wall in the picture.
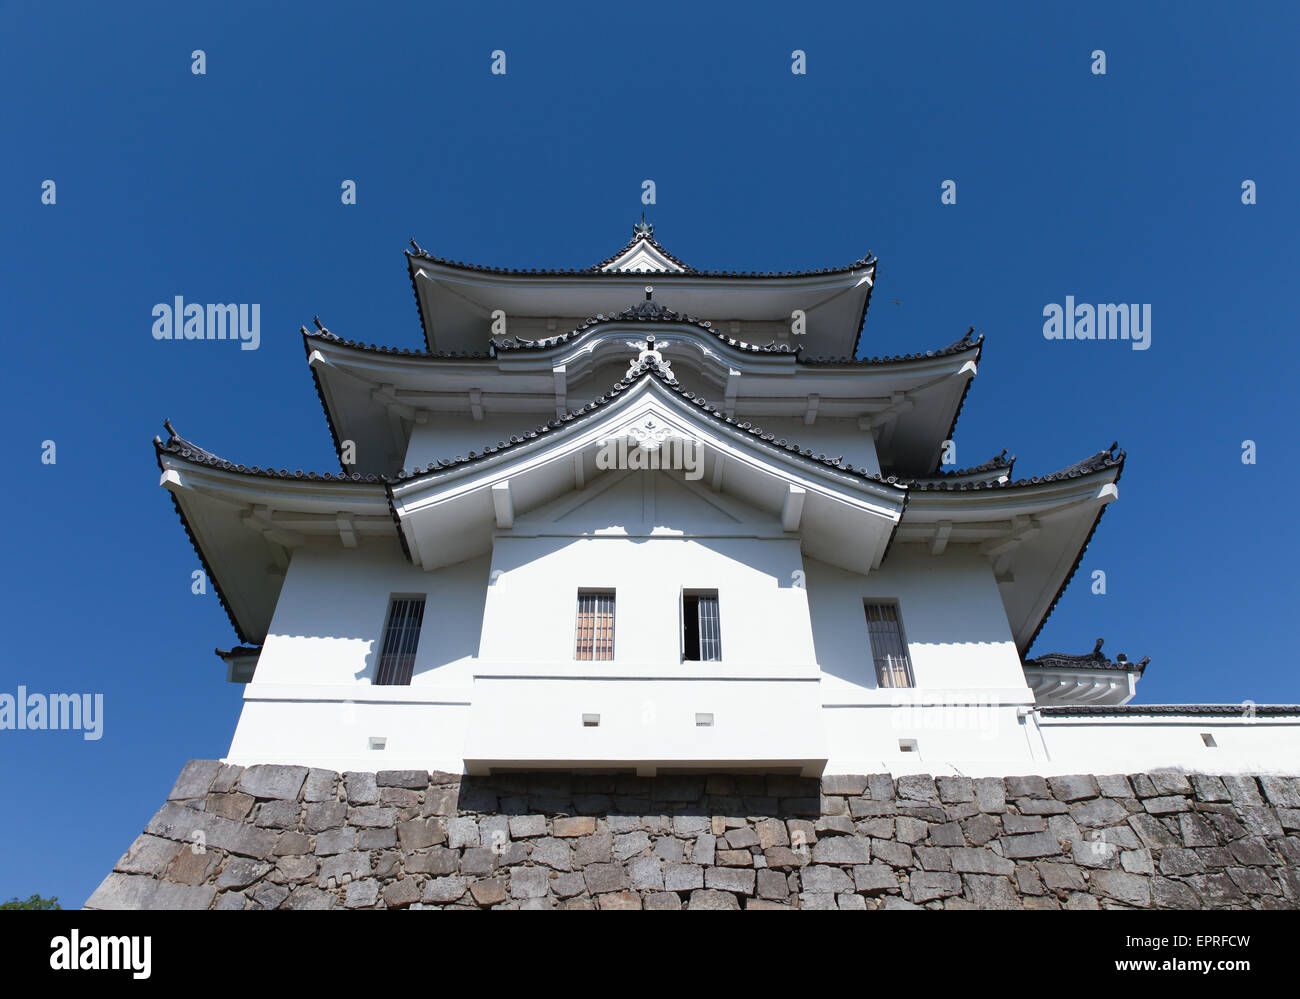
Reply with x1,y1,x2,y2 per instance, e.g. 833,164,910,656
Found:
86,760,1300,910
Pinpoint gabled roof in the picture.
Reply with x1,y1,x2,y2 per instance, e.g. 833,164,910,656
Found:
391,357,907,489
491,297,797,356
388,357,910,575
591,217,695,272
404,220,878,357
405,228,874,281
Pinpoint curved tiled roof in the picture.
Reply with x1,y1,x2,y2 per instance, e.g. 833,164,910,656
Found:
491,298,798,356
306,305,979,369
908,443,1123,493
304,319,491,359
155,421,388,484
405,221,878,358
1039,704,1300,717
406,238,875,281
905,449,1015,485
1023,638,1149,674
798,328,981,367
391,358,909,491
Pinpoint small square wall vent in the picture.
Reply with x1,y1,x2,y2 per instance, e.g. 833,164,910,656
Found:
582,713,600,727
899,739,918,754
369,737,387,751
695,713,714,727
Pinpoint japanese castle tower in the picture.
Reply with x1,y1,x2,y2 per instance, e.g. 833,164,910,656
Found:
156,220,1299,779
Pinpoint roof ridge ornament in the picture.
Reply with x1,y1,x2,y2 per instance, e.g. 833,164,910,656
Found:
626,307,675,381
633,213,654,238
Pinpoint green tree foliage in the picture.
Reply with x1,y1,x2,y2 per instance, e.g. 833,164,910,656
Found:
0,894,61,910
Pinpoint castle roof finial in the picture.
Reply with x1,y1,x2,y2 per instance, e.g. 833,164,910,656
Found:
633,213,654,238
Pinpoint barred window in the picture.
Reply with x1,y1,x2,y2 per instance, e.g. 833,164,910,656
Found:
375,597,426,686
575,591,615,661
865,602,914,688
682,591,721,662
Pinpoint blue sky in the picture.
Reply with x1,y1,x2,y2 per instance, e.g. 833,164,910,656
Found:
2,1,1296,906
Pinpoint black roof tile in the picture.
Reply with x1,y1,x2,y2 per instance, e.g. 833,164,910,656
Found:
1039,704,1300,717
1023,638,1149,674
391,358,909,491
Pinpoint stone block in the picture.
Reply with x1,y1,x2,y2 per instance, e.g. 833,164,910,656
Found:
663,863,704,892
283,885,335,910
800,865,853,894
238,765,308,801
216,857,272,889
705,866,756,895
381,878,420,909
910,871,962,903
168,760,223,801
853,864,899,894
583,862,629,895
822,775,868,796
950,848,1015,876
255,800,300,829
342,772,378,805
553,816,596,838
999,832,1062,860
1048,775,1099,802
395,816,444,852
811,837,870,865
688,889,741,910
315,827,356,856
114,835,181,877
1091,870,1151,907
508,814,547,839
347,806,396,829
302,769,337,802
345,879,379,908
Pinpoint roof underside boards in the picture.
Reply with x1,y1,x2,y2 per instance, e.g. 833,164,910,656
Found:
889,445,1125,656
388,362,909,576
406,244,875,359
305,322,979,479
155,432,397,644
1022,637,1148,706
1023,667,1141,706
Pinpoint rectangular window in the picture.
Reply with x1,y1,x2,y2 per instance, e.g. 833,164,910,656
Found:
375,597,426,686
575,591,615,661
865,602,914,688
682,591,721,662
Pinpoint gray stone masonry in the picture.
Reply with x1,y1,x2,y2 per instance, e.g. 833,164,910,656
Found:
85,762,1300,910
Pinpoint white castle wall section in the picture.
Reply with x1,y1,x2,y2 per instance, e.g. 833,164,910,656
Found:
740,417,882,478
406,415,542,471
221,472,1300,778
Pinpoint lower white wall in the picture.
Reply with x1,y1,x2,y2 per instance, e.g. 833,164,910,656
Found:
220,524,1300,778
1036,715,1300,778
